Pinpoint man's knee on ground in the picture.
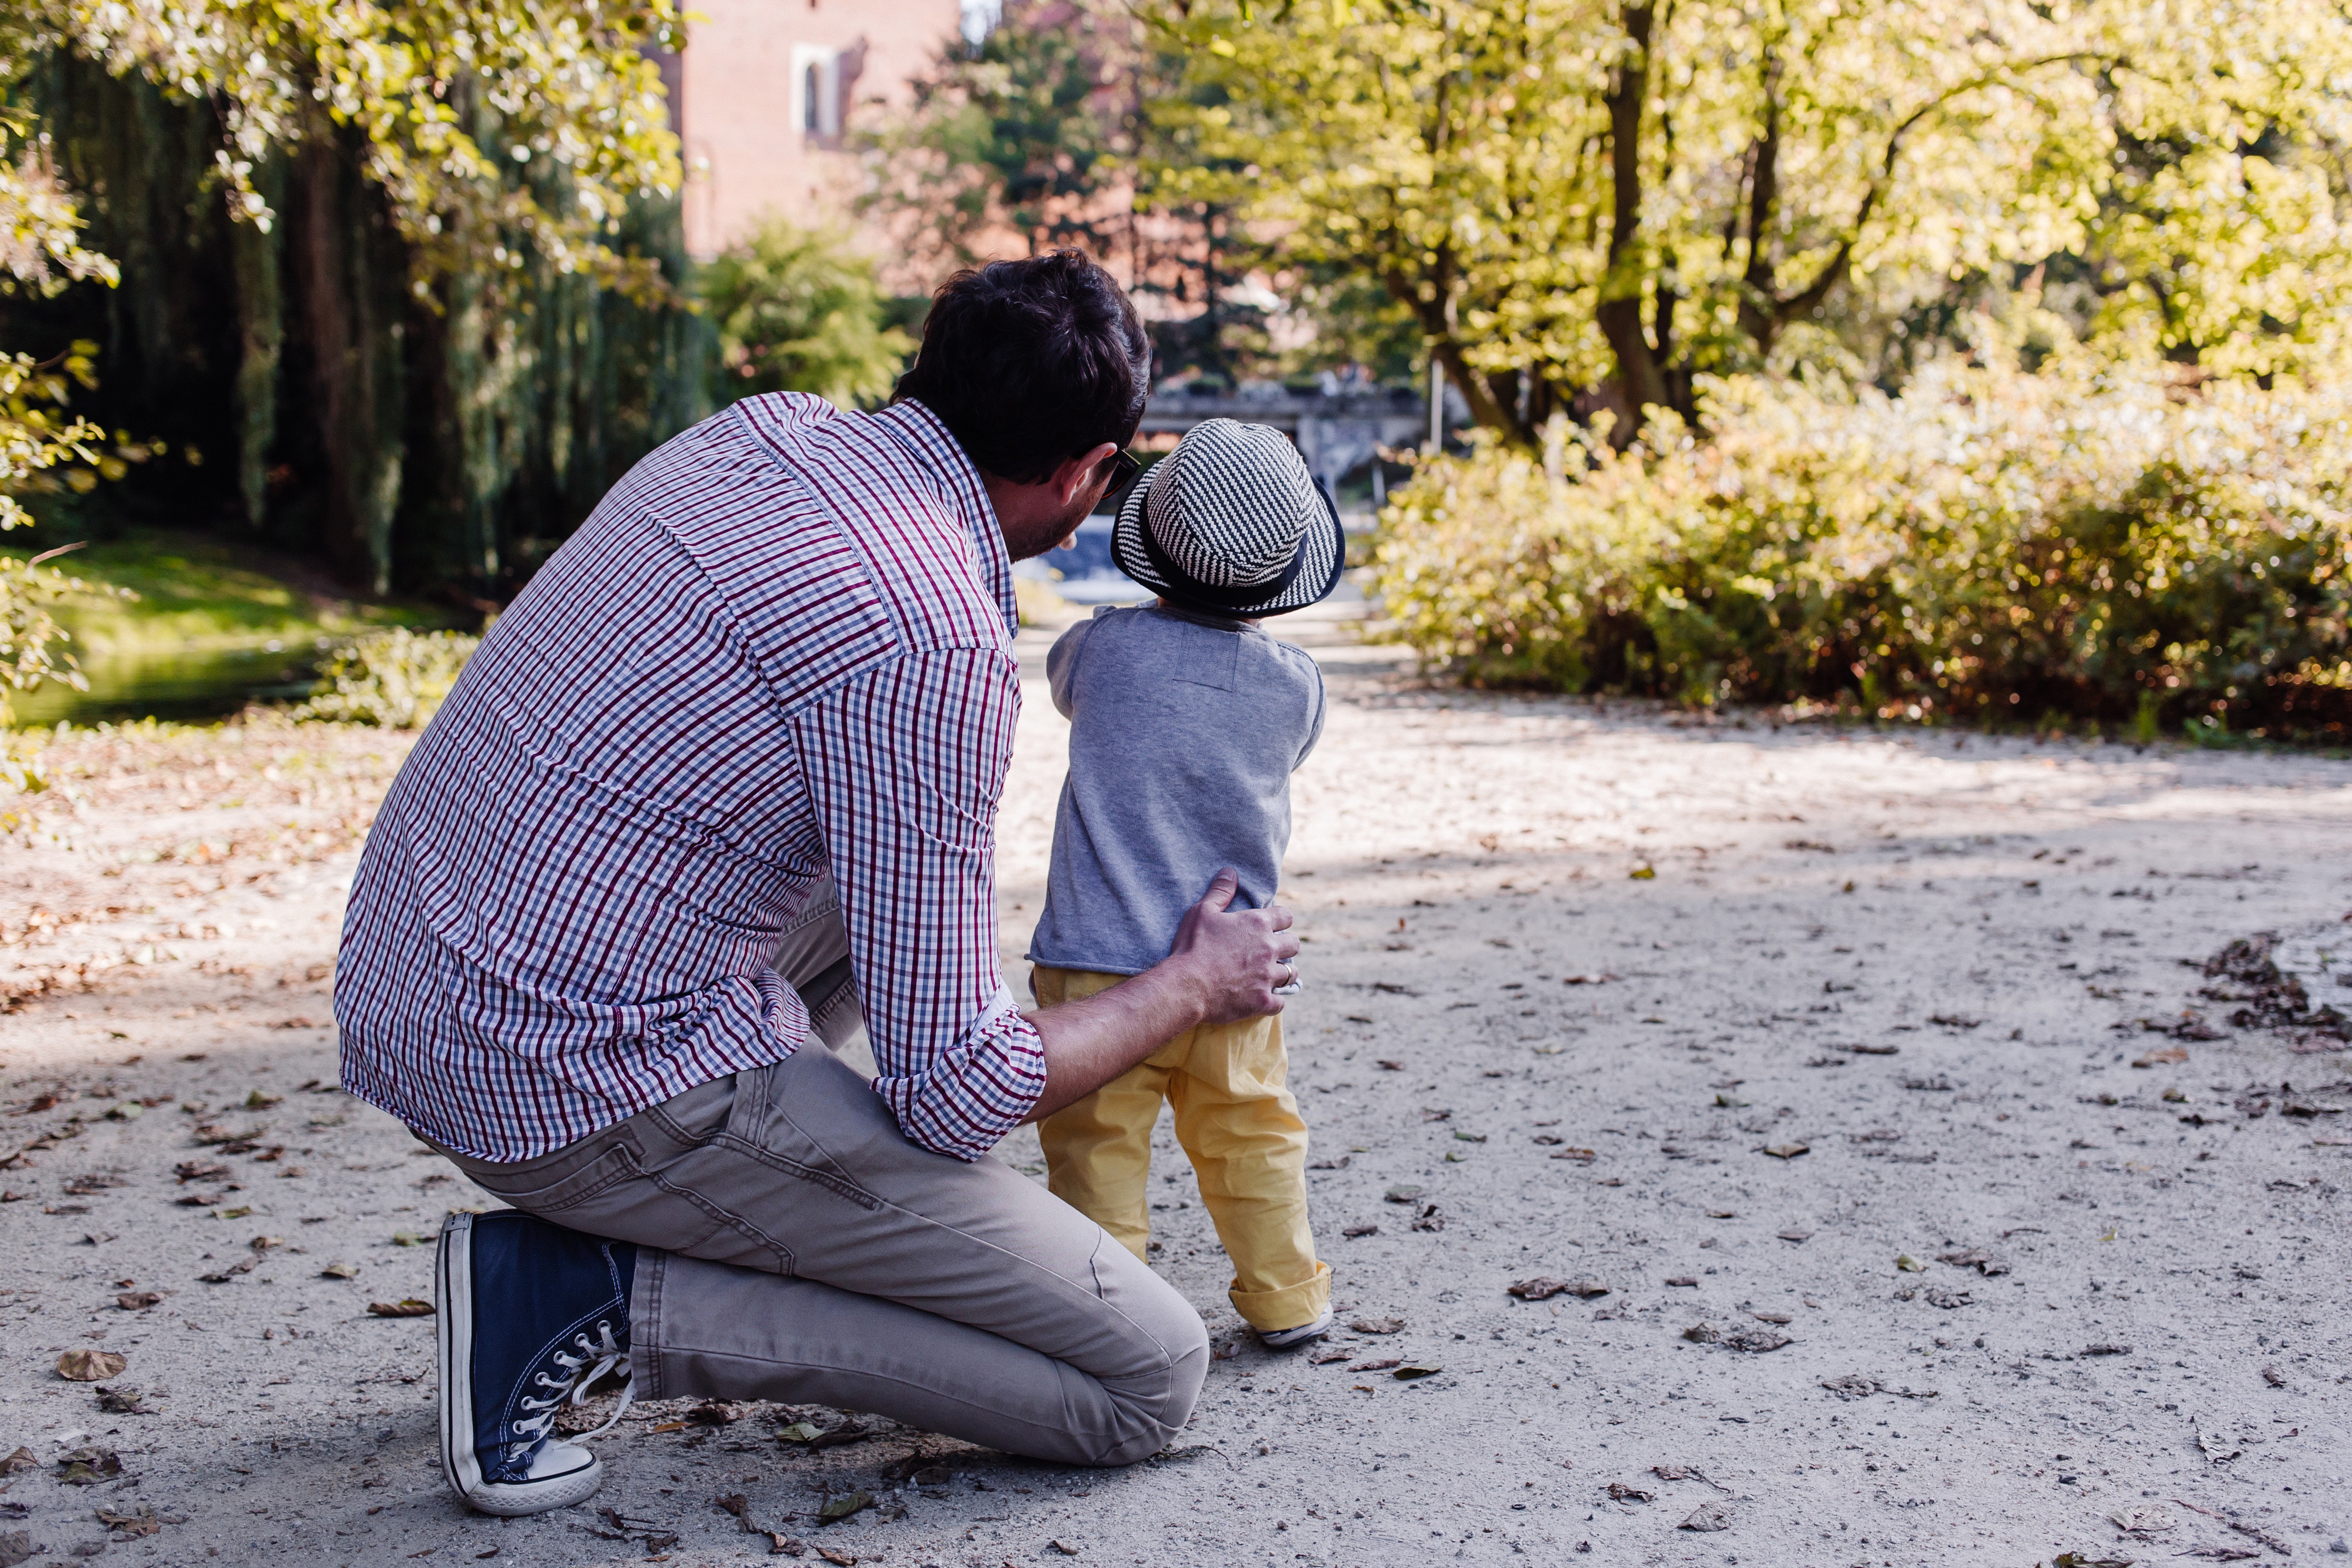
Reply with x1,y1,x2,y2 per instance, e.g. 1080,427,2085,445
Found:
1085,1310,1209,1466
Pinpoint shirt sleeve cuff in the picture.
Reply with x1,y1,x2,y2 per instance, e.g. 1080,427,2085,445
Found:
869,987,1047,1161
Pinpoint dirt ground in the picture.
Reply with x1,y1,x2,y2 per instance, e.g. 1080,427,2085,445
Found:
2,599,2349,1568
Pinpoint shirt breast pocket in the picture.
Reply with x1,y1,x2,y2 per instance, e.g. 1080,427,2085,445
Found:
1173,638,1238,692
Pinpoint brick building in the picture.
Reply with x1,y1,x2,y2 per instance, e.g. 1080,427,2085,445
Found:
668,0,968,261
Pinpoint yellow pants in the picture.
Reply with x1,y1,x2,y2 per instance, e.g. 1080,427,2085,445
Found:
1031,965,1330,1334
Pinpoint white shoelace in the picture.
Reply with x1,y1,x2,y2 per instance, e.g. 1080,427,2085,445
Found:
509,1319,633,1459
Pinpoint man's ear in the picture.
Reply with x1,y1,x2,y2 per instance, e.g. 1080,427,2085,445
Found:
1057,443,1119,507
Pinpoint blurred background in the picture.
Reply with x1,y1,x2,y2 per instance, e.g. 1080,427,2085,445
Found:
0,0,2346,740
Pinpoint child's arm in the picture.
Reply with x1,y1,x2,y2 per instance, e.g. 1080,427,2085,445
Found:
1294,662,1328,771
1044,617,1097,720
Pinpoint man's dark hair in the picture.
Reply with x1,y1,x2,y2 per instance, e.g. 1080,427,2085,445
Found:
895,251,1150,483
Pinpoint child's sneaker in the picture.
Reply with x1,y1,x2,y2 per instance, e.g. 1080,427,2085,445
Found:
438,1209,636,1516
1255,1307,1333,1351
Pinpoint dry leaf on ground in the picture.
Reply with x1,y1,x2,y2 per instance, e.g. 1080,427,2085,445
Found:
1680,1503,1733,1532
1351,1317,1405,1334
55,1349,126,1381
366,1298,435,1317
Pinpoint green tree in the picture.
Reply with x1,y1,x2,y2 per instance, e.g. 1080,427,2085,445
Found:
0,0,699,604
1152,0,2352,440
864,0,1270,385
700,219,915,408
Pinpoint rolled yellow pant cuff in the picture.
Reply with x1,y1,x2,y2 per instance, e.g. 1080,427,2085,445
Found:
1229,1261,1330,1334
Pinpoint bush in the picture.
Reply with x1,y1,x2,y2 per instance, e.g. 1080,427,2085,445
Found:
1372,351,2352,740
699,219,917,410
290,628,480,728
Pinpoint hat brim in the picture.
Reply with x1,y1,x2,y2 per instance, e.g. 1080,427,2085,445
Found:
1109,462,1346,617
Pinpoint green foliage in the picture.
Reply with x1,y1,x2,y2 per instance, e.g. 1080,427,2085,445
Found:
700,220,914,409
1373,345,2352,739
291,627,481,729
865,1,1144,271
5,0,685,298
1155,0,2352,439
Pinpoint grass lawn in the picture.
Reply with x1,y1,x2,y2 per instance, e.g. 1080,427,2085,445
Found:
6,529,456,726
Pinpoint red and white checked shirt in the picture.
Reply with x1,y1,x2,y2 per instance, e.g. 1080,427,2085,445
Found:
334,395,1046,1163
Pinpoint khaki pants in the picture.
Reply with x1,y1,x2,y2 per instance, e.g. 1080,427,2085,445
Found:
435,880,1208,1468
1031,966,1330,1334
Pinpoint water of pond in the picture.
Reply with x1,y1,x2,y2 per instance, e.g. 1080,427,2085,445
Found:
10,642,323,727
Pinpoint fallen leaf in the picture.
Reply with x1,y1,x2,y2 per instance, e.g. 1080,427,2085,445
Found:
1309,1348,1351,1364
2261,1365,2285,1387
1776,1229,1814,1243
1341,1223,1379,1237
1549,1147,1597,1163
1382,1186,1423,1204
1347,1358,1400,1372
1665,1276,1698,1288
1351,1317,1405,1335
2133,1045,2188,1068
56,1349,127,1382
1391,1364,1441,1380
321,1262,359,1280
1629,865,1656,880
814,1549,855,1567
1895,1254,1927,1273
2081,1343,2133,1357
1679,1503,1733,1532
1749,1311,1793,1326
1721,1327,1790,1353
1606,1482,1654,1503
2050,1556,2136,1568
684,1402,741,1426
55,1447,121,1485
115,1290,162,1310
1681,1324,1720,1344
366,1298,436,1317
1507,1277,1607,1301
1048,1542,1080,1557
1848,1042,1898,1055
94,1504,160,1538
816,1490,873,1523
1924,1287,1972,1310
0,1448,34,1476
1762,1143,1809,1159
391,1231,428,1247
95,1385,159,1415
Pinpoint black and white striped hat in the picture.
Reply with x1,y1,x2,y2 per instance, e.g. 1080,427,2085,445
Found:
1110,418,1345,618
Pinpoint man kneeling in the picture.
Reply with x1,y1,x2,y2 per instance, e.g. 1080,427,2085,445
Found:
333,251,1298,1515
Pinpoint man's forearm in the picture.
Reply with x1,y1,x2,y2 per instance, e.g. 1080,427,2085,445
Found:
1018,958,1209,1123
1017,867,1298,1124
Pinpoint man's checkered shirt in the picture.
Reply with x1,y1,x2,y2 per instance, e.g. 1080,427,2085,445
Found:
334,395,1047,1163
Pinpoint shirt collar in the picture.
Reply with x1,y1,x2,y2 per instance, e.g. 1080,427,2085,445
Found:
873,399,1017,638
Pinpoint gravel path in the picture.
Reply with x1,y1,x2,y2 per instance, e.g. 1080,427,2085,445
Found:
2,605,2347,1567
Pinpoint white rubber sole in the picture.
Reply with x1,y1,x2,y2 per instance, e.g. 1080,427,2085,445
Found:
1258,1308,1335,1351
438,1212,605,1517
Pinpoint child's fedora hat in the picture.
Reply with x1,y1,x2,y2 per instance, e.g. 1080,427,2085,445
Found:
1109,418,1345,618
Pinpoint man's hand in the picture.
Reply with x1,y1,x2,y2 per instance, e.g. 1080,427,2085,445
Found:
1168,867,1299,1025
1019,869,1299,1122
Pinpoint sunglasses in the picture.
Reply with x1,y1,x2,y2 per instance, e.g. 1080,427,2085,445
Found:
1098,448,1144,503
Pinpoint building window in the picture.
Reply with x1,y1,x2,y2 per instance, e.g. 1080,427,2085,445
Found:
792,45,840,141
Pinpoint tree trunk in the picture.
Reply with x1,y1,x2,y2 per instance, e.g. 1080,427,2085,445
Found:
1596,2,1669,442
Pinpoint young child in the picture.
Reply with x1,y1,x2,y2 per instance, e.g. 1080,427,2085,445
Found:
1027,417,1343,1350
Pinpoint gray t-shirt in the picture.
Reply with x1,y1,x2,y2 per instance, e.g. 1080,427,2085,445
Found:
1026,604,1326,977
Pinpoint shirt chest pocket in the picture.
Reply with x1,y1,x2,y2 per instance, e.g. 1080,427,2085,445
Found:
1172,638,1239,692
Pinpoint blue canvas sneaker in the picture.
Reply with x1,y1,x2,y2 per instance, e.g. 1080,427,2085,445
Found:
437,1209,637,1516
